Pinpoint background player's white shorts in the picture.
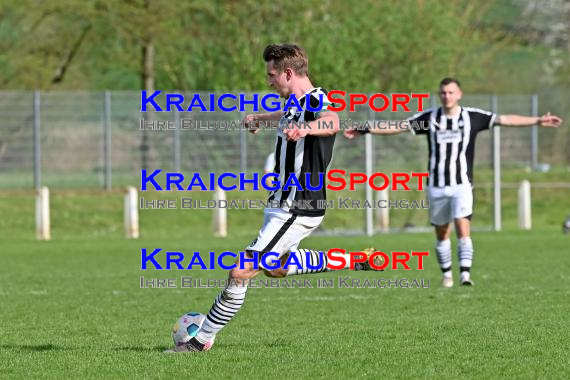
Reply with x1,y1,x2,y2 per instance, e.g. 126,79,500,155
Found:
245,208,324,266
427,184,473,225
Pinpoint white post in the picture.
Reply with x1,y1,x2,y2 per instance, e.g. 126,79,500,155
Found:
531,95,538,171
376,188,389,231
213,187,227,237
518,180,531,230
491,95,502,231
364,133,374,236
35,186,50,240
124,186,139,239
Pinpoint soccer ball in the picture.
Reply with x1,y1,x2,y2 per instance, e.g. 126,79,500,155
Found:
171,312,215,350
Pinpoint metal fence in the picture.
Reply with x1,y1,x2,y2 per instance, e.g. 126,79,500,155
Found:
1,91,568,191
1,90,569,233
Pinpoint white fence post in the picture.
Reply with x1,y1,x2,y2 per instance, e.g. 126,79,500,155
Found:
531,94,538,170
213,187,227,237
124,186,139,239
491,95,502,231
35,186,50,240
33,91,41,190
103,90,112,191
376,188,389,231
364,133,374,236
518,180,531,230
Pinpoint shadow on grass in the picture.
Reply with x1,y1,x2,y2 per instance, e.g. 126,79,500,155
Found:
114,346,171,352
221,341,286,349
0,343,68,352
115,341,288,353
3,343,176,353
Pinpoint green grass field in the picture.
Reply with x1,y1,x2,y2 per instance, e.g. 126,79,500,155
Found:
1,228,569,379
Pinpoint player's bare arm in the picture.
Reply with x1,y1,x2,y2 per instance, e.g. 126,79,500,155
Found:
343,120,410,140
283,110,340,141
244,111,283,134
496,112,563,128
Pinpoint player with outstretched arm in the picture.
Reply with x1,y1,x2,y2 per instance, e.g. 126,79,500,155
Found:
345,77,563,288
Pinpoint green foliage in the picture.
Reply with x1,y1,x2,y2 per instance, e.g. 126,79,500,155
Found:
1,0,513,92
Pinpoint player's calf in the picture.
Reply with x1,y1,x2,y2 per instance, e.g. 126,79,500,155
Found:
458,237,474,286
229,250,262,280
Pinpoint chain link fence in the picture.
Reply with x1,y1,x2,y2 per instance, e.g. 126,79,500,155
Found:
1,90,568,233
1,91,568,190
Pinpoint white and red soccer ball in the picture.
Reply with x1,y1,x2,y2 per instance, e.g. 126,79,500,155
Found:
171,312,215,351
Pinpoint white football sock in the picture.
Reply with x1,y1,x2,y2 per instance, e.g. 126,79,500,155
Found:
196,281,248,344
458,236,473,274
436,239,452,275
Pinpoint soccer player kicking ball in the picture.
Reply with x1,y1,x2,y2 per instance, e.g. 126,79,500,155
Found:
344,77,563,288
167,44,383,353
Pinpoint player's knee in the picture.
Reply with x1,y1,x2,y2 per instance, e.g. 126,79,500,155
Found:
263,267,288,278
435,225,451,240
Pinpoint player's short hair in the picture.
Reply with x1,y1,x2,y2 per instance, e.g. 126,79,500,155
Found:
263,44,308,76
440,77,461,88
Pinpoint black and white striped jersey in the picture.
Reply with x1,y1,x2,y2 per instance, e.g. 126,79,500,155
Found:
268,87,334,217
408,106,497,187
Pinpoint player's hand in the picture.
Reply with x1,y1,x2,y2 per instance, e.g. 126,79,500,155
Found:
538,112,563,128
343,128,361,140
282,123,309,141
244,114,260,134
